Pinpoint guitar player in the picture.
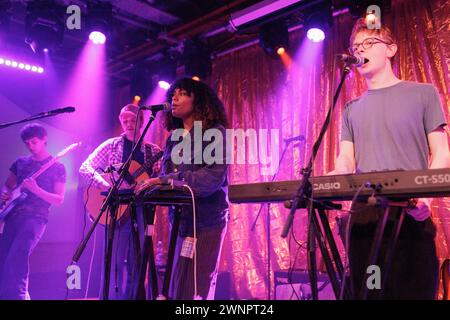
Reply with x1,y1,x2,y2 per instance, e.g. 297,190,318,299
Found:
79,104,162,299
0,123,66,300
329,18,450,299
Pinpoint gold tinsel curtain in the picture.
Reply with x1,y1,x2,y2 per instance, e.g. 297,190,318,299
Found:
205,0,449,299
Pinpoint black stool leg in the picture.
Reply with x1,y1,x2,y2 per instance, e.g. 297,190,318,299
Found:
161,205,181,299
359,206,389,300
102,202,119,300
135,204,158,300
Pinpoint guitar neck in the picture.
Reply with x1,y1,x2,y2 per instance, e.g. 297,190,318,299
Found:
29,156,60,180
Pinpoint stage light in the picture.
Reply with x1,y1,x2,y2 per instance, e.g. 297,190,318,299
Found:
192,76,200,81
25,1,64,54
304,1,332,43
89,31,106,45
349,1,391,20
259,19,289,57
277,47,286,55
182,38,211,79
307,28,325,42
0,56,44,74
87,2,112,44
366,13,376,23
228,0,303,31
158,81,170,90
134,95,141,102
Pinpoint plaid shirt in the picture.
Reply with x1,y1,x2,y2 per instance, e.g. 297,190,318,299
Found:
79,134,162,189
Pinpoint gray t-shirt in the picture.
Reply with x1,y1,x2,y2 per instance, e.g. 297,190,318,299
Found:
341,81,447,173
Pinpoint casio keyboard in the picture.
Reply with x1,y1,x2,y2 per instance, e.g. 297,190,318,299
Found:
229,168,450,203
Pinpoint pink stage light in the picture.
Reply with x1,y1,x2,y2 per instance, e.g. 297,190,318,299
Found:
89,31,106,45
307,28,325,42
158,80,170,90
0,56,44,73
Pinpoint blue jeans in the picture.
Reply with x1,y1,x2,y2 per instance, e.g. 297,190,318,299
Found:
0,214,47,300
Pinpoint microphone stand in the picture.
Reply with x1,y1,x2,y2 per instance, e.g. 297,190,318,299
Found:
0,109,73,129
280,62,351,300
71,109,159,300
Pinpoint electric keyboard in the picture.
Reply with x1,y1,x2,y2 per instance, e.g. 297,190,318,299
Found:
229,168,450,203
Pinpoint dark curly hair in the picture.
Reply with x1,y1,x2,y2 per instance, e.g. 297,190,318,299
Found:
164,78,228,131
20,123,47,141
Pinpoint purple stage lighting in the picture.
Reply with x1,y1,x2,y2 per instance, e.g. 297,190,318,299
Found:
0,56,44,73
158,80,170,90
89,31,106,45
307,28,325,42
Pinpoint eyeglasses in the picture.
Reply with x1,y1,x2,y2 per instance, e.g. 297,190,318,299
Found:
349,37,393,54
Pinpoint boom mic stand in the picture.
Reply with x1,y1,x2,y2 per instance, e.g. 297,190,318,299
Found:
281,62,352,300
71,108,160,300
0,107,76,129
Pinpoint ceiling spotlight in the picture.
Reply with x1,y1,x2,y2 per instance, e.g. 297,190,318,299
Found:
277,47,286,55
349,0,391,20
25,1,64,54
158,81,171,90
259,19,289,57
89,31,106,45
87,2,113,44
304,1,333,43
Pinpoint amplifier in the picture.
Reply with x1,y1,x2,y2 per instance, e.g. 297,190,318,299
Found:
274,269,336,300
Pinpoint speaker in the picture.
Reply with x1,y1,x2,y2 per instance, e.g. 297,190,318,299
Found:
274,269,335,300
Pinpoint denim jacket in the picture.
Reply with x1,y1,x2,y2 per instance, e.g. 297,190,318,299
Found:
160,124,229,236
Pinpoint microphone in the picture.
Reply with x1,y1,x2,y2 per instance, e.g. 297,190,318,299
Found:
38,106,75,116
337,53,369,67
284,135,305,144
139,102,171,113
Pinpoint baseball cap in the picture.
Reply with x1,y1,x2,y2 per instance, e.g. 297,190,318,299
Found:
119,104,140,118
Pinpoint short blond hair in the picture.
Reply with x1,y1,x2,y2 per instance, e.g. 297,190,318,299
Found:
349,17,396,47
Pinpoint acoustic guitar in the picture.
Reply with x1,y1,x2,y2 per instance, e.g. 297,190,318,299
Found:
84,151,163,226
0,142,82,221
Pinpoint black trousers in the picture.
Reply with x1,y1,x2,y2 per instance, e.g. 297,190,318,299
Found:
168,223,227,300
348,201,439,300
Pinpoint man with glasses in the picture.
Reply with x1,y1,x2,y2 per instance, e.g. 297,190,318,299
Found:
330,18,449,299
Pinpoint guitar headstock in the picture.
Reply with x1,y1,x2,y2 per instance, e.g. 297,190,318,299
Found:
56,142,83,158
